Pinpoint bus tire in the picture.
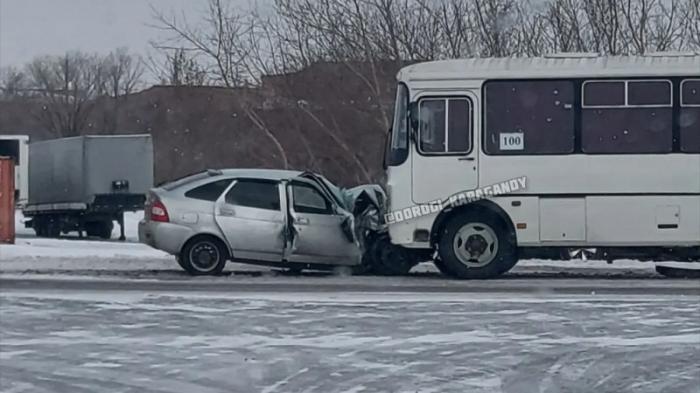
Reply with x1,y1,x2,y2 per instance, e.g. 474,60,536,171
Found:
437,211,517,279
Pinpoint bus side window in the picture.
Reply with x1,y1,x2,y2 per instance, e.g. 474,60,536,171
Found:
581,79,673,154
418,99,446,153
680,79,700,153
418,98,471,155
483,80,575,155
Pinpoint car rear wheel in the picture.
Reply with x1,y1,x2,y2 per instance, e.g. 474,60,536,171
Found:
180,236,228,276
437,211,517,279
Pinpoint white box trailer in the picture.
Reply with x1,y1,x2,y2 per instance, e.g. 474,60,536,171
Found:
0,135,29,206
23,135,154,240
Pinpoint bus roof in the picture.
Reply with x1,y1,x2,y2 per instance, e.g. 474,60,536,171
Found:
397,53,700,82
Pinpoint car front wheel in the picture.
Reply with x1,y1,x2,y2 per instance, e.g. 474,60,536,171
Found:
180,236,228,276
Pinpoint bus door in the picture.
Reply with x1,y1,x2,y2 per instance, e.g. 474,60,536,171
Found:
411,94,478,204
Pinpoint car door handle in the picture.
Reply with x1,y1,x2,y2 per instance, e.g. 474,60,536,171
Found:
295,217,310,225
458,157,475,161
220,207,235,216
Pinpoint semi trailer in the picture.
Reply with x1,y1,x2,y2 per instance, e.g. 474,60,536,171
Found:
23,135,154,240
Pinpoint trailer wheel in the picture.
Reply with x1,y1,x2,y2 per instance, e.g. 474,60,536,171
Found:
86,221,113,240
45,220,61,238
437,211,517,279
180,235,228,276
34,221,47,237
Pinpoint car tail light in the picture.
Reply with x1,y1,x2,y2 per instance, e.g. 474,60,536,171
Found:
150,198,170,223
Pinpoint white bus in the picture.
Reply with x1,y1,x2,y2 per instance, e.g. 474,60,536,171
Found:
0,135,29,206
384,53,700,279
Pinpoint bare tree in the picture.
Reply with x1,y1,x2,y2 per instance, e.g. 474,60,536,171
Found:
682,0,700,49
0,67,29,98
26,52,103,137
147,49,210,86
99,48,145,133
102,47,144,98
472,0,519,57
151,0,255,87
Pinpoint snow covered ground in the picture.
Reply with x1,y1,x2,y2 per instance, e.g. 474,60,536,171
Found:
1,210,683,279
1,290,699,393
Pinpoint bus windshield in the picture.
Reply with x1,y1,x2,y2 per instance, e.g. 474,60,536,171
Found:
384,83,409,167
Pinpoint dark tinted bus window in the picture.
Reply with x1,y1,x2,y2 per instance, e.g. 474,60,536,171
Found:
627,81,671,106
582,79,673,154
582,108,673,153
681,79,700,106
583,81,625,107
484,80,575,155
681,79,700,153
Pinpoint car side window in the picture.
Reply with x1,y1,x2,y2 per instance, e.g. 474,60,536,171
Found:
225,179,280,210
184,179,232,201
291,182,332,215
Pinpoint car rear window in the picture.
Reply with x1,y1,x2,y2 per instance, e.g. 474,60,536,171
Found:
184,179,232,201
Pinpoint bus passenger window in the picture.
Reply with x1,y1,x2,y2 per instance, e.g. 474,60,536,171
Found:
484,80,575,155
680,79,700,153
582,80,673,154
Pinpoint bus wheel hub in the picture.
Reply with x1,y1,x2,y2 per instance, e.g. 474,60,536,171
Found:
466,235,487,256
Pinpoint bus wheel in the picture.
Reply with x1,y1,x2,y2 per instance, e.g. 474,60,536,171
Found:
437,211,517,279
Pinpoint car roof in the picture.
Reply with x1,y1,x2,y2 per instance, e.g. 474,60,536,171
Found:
159,168,306,191
215,168,303,180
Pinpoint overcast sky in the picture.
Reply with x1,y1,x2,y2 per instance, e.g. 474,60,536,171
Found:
0,0,227,68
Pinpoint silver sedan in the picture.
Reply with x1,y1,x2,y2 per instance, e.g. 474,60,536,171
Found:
138,169,401,275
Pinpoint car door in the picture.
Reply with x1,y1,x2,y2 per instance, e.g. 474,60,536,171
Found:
214,179,285,262
284,179,361,266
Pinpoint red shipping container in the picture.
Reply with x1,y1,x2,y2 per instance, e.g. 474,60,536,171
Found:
0,157,15,244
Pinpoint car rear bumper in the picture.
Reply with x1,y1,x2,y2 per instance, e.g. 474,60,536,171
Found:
138,220,194,256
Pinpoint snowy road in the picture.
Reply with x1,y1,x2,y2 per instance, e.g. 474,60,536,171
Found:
1,288,699,393
2,211,700,392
